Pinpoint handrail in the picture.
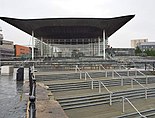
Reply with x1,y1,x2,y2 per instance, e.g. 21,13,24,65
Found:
135,69,146,77
122,97,147,118
134,68,148,85
29,66,36,118
75,65,82,79
99,81,112,93
120,65,128,70
99,64,107,77
146,64,155,71
130,78,148,99
113,70,122,78
112,70,124,86
99,64,106,70
99,81,113,105
85,72,94,90
130,78,146,89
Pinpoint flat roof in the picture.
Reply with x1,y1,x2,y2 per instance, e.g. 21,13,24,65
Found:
0,15,135,44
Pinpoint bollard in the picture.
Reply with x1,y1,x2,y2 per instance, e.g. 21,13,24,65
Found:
16,66,24,81
29,95,36,118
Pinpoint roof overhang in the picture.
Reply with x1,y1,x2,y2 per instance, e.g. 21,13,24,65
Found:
0,15,135,44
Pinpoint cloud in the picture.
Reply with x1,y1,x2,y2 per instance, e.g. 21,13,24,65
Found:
0,0,155,47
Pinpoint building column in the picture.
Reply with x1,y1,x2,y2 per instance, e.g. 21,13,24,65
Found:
98,37,100,56
93,39,94,56
41,37,43,57
31,31,34,60
103,30,106,60
48,44,52,57
49,44,52,57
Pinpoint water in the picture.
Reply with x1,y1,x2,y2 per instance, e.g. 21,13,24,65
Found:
0,68,29,118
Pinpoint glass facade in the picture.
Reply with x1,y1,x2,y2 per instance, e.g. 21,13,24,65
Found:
35,38,108,58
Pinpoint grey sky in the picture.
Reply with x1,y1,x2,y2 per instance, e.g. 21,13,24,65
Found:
0,0,155,47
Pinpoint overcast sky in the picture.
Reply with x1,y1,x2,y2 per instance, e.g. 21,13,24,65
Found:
0,0,155,47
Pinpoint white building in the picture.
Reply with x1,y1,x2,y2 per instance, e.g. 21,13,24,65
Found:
131,39,148,48
139,42,155,51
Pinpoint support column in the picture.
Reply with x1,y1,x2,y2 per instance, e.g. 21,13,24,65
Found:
103,30,106,60
41,37,43,57
98,37,100,56
49,44,52,57
31,31,34,60
93,41,94,56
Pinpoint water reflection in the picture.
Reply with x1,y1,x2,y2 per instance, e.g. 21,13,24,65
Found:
0,68,27,118
16,81,24,93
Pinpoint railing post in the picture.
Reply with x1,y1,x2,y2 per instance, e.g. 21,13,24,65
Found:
127,70,129,77
85,72,87,80
105,71,107,77
32,77,36,96
29,67,33,96
29,96,36,118
121,77,123,86
135,70,137,77
122,96,125,113
99,81,101,93
131,78,133,89
91,80,93,90
145,89,147,99
146,77,148,86
99,65,101,71
28,65,36,118
110,93,112,106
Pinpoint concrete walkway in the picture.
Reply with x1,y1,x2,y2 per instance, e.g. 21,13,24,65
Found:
24,81,68,118
35,83,68,118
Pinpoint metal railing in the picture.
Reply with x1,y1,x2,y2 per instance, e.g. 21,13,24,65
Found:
99,64,107,77
84,72,94,90
75,65,82,79
146,64,155,71
98,81,113,105
111,69,124,86
29,66,36,118
130,78,148,99
120,64,128,70
133,68,148,85
122,97,146,118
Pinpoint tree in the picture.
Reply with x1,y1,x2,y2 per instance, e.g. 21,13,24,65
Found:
144,49,155,56
135,46,142,55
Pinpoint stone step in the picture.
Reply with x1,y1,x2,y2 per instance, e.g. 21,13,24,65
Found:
116,108,155,118
47,78,155,92
57,88,155,110
36,70,154,81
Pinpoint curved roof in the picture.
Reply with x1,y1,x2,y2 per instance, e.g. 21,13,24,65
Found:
0,15,135,44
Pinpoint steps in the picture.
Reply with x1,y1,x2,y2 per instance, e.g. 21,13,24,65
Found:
56,88,155,110
47,77,155,92
37,68,155,117
36,70,154,81
117,108,155,118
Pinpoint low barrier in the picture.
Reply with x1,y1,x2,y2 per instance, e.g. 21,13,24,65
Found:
28,66,36,118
